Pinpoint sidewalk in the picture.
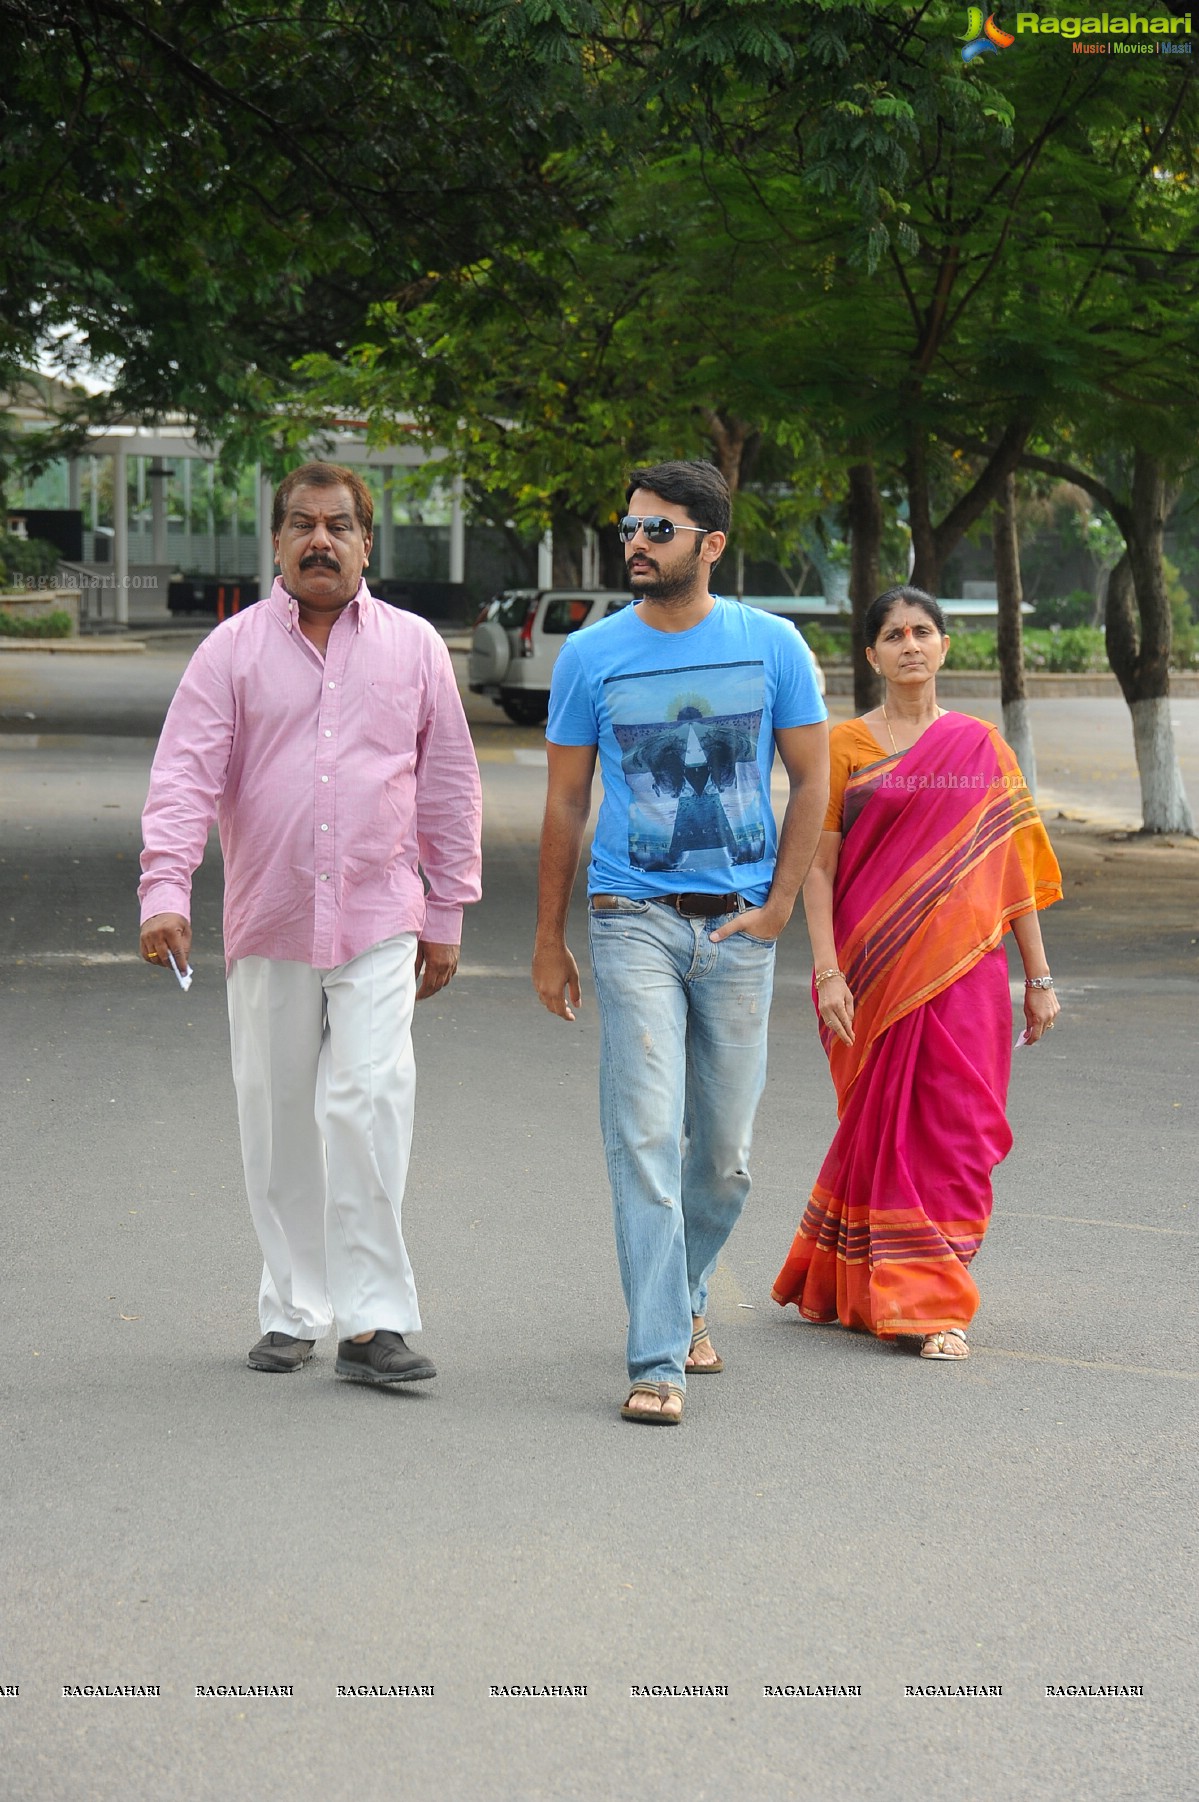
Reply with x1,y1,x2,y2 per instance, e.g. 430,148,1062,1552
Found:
1042,819,1198,982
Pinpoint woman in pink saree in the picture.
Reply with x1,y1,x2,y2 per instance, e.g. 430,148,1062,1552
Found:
773,588,1062,1359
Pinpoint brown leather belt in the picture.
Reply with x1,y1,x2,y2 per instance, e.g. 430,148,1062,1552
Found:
591,892,746,918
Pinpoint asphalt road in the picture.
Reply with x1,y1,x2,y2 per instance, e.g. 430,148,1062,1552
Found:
1,642,1196,1802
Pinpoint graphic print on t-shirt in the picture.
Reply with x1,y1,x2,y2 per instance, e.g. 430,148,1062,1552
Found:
602,660,766,874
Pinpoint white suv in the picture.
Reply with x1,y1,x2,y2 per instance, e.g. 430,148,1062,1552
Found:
468,589,631,726
468,587,825,727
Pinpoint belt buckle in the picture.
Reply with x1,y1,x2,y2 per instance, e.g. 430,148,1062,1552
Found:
661,891,743,917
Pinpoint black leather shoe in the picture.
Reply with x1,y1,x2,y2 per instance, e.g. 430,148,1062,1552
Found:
247,1331,315,1372
335,1330,436,1385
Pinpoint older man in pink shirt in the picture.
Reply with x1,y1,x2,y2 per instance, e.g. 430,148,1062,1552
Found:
139,461,482,1386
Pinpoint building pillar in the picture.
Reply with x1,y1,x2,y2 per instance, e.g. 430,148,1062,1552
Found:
149,460,169,564
257,468,275,599
67,458,81,512
379,466,395,579
182,456,192,570
206,462,217,576
582,526,599,591
113,444,129,626
449,477,465,585
538,529,554,590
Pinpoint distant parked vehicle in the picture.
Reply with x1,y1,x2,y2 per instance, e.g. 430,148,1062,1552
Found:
468,589,631,726
167,576,258,619
468,588,824,727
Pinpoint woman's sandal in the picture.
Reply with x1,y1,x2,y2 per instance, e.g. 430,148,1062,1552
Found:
621,1381,684,1424
921,1328,969,1361
686,1323,724,1374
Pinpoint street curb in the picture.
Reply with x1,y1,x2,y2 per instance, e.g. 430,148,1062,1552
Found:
824,669,1199,698
0,639,148,655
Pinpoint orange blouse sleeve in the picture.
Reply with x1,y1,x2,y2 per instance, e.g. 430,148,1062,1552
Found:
824,720,885,832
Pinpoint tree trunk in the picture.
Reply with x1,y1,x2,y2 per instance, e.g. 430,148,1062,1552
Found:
1015,442,1193,834
907,415,1032,593
706,411,760,603
846,459,882,714
1104,551,1139,694
704,410,760,497
993,472,1036,794
905,433,940,594
551,513,583,588
1105,455,1195,834
1120,451,1173,698
799,521,850,608
596,524,625,590
1130,697,1195,836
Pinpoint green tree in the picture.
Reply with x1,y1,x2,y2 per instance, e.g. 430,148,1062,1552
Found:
0,0,593,492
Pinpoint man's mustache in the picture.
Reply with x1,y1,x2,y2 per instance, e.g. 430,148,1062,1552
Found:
300,553,340,571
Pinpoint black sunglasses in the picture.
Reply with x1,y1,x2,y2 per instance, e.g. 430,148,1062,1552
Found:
617,515,710,545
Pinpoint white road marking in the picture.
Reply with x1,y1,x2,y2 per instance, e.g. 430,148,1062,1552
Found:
12,951,152,965
976,1346,1199,1382
995,1209,1195,1237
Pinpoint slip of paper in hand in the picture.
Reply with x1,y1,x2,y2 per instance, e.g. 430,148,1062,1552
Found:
166,949,194,992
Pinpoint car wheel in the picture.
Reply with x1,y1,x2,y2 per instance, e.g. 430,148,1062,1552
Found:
500,694,549,727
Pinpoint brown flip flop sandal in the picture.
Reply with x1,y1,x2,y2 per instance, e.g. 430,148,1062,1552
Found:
686,1323,724,1374
621,1381,684,1424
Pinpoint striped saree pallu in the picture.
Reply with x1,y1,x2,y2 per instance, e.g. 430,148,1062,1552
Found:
773,715,1062,1338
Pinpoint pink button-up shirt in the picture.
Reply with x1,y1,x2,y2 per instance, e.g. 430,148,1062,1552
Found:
139,580,482,970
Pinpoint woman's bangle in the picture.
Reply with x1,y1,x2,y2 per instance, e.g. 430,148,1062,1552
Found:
814,967,844,988
1024,975,1054,989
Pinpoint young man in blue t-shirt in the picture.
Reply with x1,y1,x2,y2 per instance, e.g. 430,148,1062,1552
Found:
533,460,829,1424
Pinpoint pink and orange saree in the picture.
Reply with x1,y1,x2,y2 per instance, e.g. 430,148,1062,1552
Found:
773,713,1062,1338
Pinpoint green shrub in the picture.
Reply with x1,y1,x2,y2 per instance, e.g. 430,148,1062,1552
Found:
1171,616,1199,670
1169,585,1199,669
0,532,61,587
1029,588,1095,629
1022,627,1106,672
0,608,74,639
943,630,997,670
802,623,851,662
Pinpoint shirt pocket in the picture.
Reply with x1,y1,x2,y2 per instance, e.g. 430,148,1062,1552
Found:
363,677,421,765
588,896,652,916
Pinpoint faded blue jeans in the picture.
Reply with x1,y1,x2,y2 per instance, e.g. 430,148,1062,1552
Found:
588,897,776,1389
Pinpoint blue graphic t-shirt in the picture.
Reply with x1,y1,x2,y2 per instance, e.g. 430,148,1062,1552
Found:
547,598,827,905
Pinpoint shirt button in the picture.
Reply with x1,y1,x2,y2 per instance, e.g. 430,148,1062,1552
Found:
319,873,329,882
321,775,329,783
320,824,329,832
328,681,336,688
324,729,332,738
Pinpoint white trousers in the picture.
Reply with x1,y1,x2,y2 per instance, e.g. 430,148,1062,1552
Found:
226,934,421,1341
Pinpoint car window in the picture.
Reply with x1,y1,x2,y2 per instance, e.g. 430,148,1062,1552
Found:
495,593,533,629
601,596,630,616
542,596,596,635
